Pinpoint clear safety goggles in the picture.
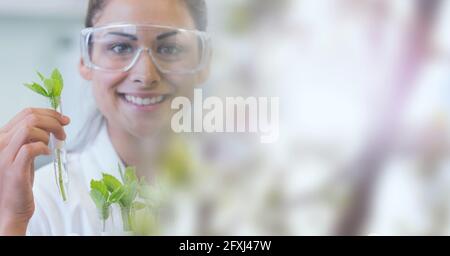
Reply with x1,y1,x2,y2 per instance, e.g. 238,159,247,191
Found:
81,24,211,74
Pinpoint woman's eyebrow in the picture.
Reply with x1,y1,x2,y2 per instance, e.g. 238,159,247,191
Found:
156,31,179,41
107,31,138,40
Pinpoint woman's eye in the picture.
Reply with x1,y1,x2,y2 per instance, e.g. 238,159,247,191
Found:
157,44,184,56
109,43,134,54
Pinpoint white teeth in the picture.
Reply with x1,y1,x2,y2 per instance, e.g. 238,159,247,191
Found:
143,98,151,105
123,94,164,106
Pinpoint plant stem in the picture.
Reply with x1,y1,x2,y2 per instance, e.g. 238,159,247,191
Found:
56,148,67,201
121,207,132,231
52,98,67,202
100,206,111,233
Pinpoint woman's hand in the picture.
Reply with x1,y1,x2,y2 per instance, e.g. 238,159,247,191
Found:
0,108,70,235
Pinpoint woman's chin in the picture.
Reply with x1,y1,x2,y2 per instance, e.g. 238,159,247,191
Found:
128,120,171,139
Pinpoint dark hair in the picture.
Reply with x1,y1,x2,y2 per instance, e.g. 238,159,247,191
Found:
85,0,208,31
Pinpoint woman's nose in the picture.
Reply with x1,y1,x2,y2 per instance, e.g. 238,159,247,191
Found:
130,49,161,88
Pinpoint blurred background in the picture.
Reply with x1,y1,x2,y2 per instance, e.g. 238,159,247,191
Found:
1,0,450,235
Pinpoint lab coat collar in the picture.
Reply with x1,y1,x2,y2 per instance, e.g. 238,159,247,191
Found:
86,121,125,180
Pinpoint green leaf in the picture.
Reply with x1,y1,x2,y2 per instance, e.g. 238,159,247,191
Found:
24,82,48,97
90,180,108,198
109,186,126,203
26,69,65,111
124,167,138,184
102,173,123,193
43,78,54,96
51,69,63,97
90,189,107,211
36,71,45,82
120,181,138,208
51,69,63,84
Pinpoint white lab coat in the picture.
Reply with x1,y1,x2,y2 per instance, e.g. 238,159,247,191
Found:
27,123,126,236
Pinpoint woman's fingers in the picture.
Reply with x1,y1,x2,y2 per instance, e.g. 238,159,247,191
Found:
0,107,70,168
5,126,50,161
0,132,10,151
0,108,69,134
14,141,50,173
24,114,68,140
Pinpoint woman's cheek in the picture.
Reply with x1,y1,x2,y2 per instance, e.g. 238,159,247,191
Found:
91,73,127,110
165,74,199,98
93,73,125,95
94,72,127,90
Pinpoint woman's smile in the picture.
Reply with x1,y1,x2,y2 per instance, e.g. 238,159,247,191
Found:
117,91,171,112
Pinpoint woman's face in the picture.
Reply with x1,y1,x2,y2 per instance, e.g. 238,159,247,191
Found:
80,0,208,138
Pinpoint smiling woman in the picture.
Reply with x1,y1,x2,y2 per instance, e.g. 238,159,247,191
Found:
0,0,210,236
